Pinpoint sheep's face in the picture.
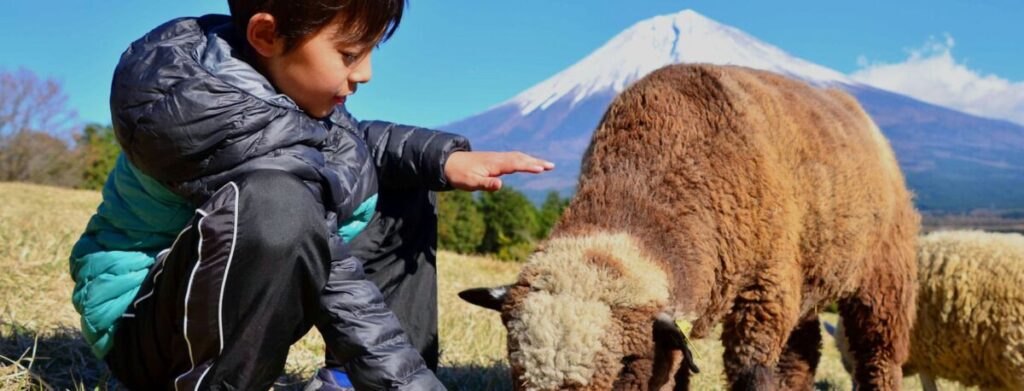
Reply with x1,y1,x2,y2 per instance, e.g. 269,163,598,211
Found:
507,285,616,389
460,233,693,390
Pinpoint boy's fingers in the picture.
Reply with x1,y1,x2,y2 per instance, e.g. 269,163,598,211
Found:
522,153,555,170
527,158,555,171
502,154,554,174
484,177,502,191
519,165,546,174
517,153,554,170
458,174,501,192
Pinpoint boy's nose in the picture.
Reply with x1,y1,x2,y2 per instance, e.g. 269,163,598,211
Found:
349,53,372,84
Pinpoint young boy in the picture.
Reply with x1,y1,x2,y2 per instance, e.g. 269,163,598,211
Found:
69,1,553,389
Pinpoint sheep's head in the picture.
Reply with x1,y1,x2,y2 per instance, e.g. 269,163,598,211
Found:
460,233,699,390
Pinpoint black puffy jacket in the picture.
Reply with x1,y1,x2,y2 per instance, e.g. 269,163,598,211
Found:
102,14,465,389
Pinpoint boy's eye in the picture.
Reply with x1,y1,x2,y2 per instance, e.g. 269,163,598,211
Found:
340,51,359,64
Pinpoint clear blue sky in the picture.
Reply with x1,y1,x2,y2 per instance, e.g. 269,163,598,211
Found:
2,0,1020,128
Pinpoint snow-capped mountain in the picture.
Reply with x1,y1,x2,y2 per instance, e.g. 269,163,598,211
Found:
443,9,1024,212
510,10,851,115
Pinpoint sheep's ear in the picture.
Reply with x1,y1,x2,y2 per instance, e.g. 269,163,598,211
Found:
653,313,686,348
458,285,510,312
653,313,700,374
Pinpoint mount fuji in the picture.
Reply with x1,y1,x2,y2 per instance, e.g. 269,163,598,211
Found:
443,10,1024,212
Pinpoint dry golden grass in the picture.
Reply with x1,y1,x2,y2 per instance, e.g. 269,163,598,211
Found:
0,182,111,390
0,182,972,390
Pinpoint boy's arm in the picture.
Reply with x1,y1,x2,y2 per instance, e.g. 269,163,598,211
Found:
337,108,556,192
355,119,471,191
318,246,444,389
337,109,555,193
356,121,558,193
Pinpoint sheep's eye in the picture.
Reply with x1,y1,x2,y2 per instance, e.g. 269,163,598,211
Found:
621,354,640,365
617,355,641,379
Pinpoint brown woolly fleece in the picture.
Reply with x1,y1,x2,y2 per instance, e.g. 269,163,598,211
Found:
493,64,920,391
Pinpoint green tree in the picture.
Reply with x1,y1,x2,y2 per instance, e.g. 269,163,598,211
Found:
437,190,485,254
77,124,120,190
478,187,539,261
535,191,569,239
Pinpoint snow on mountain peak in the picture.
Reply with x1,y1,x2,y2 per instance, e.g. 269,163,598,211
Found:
509,9,853,115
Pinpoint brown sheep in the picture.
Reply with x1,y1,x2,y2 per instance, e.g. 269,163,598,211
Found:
460,63,920,390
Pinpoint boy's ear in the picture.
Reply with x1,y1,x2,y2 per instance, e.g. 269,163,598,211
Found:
246,12,284,57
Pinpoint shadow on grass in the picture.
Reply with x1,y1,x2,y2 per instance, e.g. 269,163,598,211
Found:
271,362,512,390
0,321,119,390
0,321,314,391
2,320,512,391
438,364,849,391
815,378,846,391
438,362,512,391
271,372,316,391
0,328,848,391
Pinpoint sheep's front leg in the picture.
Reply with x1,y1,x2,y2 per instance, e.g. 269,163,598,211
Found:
722,269,801,391
774,316,822,390
838,284,912,391
838,231,915,391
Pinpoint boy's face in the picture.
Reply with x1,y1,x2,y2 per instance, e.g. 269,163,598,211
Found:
252,14,374,118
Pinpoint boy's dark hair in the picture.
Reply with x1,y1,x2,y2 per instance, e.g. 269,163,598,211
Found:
228,0,406,52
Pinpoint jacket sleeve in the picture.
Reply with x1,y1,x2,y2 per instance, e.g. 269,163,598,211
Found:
318,243,445,390
357,120,471,191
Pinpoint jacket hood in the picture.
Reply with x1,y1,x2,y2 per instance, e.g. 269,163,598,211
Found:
110,14,363,209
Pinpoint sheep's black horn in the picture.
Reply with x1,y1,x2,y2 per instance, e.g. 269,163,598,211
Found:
458,285,511,311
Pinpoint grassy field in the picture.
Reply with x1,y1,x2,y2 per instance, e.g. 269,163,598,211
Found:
0,182,971,390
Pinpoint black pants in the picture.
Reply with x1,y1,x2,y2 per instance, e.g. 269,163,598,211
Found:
105,171,439,389
345,187,439,371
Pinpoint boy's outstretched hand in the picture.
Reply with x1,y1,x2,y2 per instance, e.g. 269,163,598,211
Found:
444,151,555,192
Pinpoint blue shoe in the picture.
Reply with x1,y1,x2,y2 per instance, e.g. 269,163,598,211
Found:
304,367,355,391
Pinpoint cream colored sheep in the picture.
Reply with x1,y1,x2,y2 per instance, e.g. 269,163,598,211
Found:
833,230,1024,391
